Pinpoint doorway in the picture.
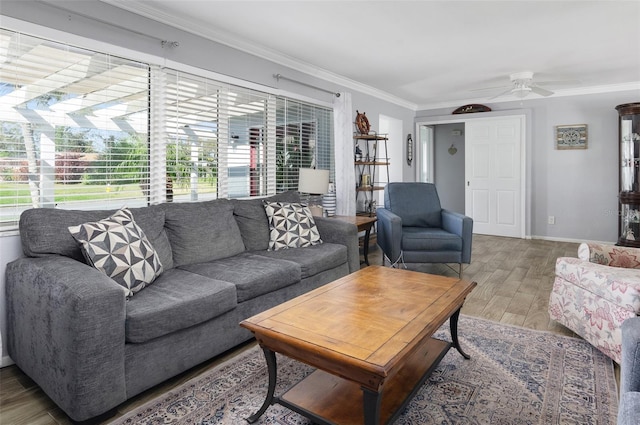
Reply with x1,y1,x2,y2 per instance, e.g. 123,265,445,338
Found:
415,113,526,238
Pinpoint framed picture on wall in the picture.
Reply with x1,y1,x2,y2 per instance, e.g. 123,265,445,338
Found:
556,124,588,150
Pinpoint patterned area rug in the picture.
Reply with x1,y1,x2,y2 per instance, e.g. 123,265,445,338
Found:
112,316,618,425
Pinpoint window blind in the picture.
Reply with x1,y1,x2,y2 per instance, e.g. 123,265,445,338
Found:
0,27,335,230
275,98,334,192
0,29,150,228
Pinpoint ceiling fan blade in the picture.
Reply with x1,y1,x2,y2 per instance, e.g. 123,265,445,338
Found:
530,85,554,96
488,87,514,100
470,84,511,92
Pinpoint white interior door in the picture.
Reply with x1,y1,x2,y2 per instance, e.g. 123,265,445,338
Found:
465,116,524,238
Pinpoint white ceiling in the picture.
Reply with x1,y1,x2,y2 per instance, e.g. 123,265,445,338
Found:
104,0,640,109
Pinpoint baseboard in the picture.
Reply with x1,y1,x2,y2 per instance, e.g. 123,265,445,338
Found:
1,354,15,368
529,235,616,245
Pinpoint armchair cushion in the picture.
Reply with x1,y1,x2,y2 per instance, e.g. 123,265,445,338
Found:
402,227,462,252
384,182,442,228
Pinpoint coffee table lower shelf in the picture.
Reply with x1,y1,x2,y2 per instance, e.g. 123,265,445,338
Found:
267,337,451,425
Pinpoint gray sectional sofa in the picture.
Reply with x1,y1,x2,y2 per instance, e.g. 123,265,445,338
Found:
5,191,359,422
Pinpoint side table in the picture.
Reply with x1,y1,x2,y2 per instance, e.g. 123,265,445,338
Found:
332,215,377,265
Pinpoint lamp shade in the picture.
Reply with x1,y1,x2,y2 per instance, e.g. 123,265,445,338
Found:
298,168,329,195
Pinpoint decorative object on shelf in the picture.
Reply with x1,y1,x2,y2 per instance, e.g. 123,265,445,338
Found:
354,145,363,161
360,173,371,187
617,103,640,247
452,104,492,114
322,183,336,217
448,144,458,155
355,110,370,135
406,133,413,166
555,124,588,150
298,168,330,216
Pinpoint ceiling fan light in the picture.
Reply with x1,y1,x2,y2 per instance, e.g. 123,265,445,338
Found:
511,86,531,98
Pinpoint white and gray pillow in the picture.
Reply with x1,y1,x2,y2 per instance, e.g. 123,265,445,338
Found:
263,201,322,251
68,208,163,297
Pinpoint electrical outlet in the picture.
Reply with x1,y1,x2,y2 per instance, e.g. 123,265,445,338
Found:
548,216,555,225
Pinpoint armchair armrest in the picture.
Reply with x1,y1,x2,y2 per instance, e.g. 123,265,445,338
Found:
5,256,127,421
376,208,403,264
621,317,640,393
314,217,359,273
442,209,474,264
578,243,640,269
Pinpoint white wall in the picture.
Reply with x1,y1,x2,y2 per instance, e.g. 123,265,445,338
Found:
416,90,640,242
0,1,415,366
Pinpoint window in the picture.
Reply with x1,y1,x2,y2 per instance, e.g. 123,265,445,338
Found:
276,98,334,192
0,28,334,230
0,30,150,229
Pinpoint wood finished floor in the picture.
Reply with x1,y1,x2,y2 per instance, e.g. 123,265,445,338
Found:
0,235,611,424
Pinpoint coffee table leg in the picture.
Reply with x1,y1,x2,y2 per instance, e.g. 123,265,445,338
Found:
362,387,382,425
246,347,277,423
450,308,471,359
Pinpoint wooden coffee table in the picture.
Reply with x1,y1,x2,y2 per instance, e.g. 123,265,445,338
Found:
240,266,476,425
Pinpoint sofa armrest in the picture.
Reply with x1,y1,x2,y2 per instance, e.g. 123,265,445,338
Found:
314,217,359,273
5,256,127,421
441,209,474,264
621,317,640,393
578,243,640,269
376,208,403,264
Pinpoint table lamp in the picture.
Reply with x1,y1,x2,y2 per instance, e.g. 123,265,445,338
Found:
298,168,329,216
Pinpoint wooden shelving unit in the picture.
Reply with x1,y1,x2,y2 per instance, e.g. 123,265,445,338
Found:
354,133,389,217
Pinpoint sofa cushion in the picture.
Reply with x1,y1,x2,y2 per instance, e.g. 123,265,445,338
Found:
178,252,301,303
161,199,245,267
401,227,463,252
231,191,300,251
125,268,237,343
19,205,173,269
68,208,164,297
254,243,347,279
263,201,322,251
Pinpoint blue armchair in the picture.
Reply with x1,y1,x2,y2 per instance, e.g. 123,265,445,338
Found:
376,182,473,276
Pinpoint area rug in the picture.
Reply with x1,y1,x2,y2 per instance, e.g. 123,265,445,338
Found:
112,316,618,425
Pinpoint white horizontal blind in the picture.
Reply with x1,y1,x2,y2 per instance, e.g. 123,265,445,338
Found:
161,68,274,201
275,98,334,192
0,27,335,230
0,29,150,228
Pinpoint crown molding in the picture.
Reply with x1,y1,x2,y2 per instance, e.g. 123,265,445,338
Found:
100,0,418,111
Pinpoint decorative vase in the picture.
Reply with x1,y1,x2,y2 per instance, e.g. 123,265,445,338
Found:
322,184,337,217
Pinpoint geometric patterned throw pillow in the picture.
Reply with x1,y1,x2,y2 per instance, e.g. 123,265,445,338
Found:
68,208,163,297
263,201,322,251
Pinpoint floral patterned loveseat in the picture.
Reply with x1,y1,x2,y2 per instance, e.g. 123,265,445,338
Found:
549,243,640,363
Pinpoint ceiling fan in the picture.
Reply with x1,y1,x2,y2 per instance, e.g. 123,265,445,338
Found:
479,71,556,100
